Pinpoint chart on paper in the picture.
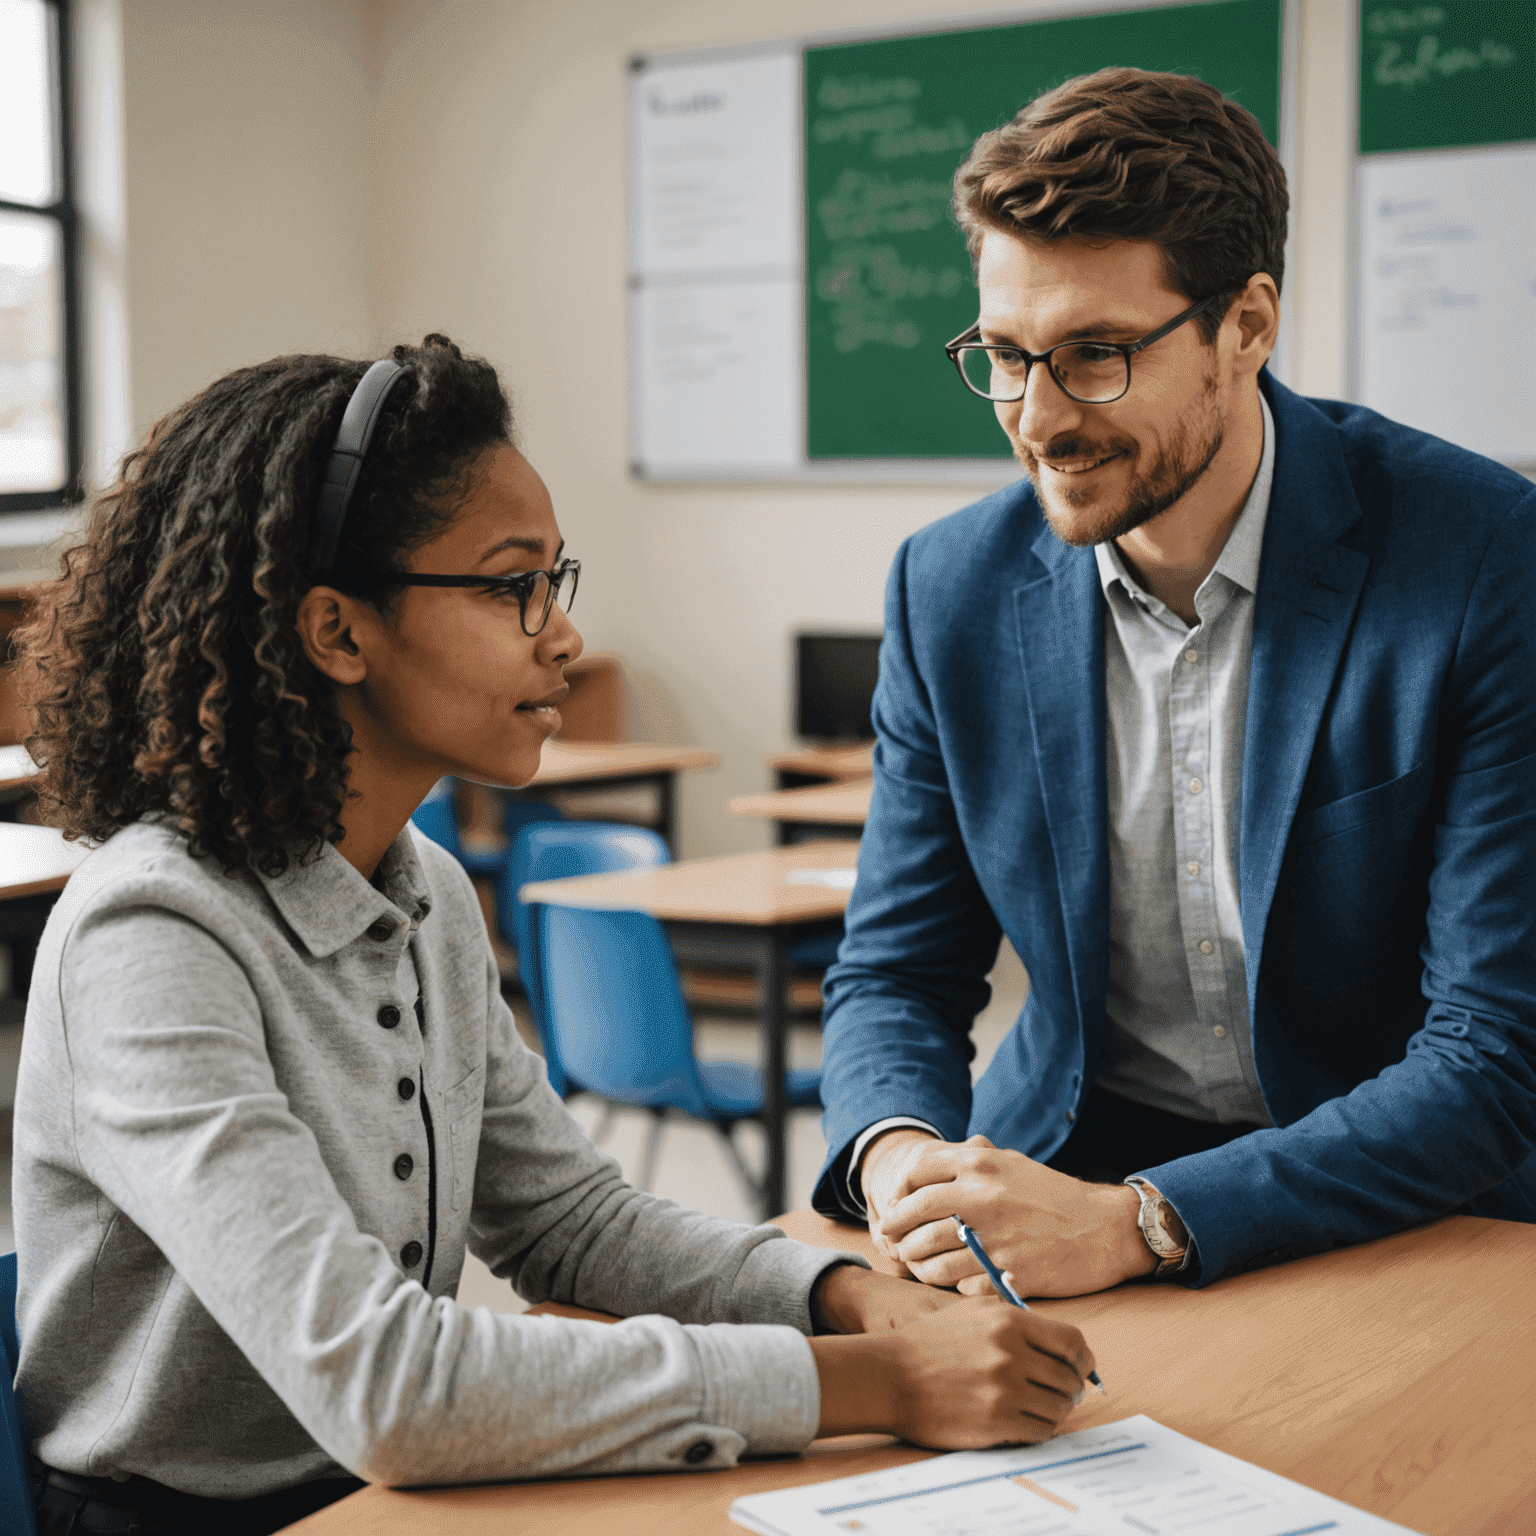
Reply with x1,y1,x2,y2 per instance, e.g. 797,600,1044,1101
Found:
730,1417,1423,1536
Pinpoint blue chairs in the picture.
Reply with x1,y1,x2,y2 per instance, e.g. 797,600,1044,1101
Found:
1,1254,38,1536
533,895,821,1213
503,822,671,1097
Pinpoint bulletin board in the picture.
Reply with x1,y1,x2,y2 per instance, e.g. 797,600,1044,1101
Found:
1352,1,1536,467
628,0,1292,482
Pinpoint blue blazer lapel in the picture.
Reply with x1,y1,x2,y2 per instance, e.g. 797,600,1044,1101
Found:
1240,380,1370,998
1014,527,1109,1036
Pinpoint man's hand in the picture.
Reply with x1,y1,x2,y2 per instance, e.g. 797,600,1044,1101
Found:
810,1296,1096,1448
859,1127,944,1267
875,1135,1157,1298
811,1262,963,1334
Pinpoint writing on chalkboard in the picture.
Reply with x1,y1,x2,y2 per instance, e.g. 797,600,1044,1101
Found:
815,167,967,352
1371,34,1516,90
812,74,969,161
1358,0,1534,154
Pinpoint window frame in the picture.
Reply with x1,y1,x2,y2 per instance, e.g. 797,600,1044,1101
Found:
0,0,81,513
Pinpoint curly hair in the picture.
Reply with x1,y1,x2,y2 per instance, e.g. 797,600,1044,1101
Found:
953,67,1288,342
17,334,513,877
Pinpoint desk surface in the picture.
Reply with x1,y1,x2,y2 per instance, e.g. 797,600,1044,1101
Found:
0,822,87,900
519,840,856,926
291,1210,1536,1536
531,741,719,786
766,746,874,783
729,779,872,826
0,744,40,796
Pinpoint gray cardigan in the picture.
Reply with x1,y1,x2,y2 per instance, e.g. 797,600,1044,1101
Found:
13,819,860,1497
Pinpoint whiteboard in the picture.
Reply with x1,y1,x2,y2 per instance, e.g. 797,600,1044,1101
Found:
1356,144,1536,466
628,49,804,478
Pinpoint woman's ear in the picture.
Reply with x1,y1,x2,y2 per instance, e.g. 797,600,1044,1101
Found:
296,586,371,686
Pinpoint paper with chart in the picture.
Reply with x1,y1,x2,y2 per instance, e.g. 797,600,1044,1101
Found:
729,1416,1423,1536
1357,144,1536,466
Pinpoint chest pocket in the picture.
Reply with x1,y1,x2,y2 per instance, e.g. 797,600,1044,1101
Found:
445,1064,486,1218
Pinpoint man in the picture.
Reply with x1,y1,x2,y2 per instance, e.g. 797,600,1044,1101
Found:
812,67,1536,1295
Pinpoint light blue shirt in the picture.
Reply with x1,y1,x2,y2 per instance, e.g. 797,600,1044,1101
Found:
1092,391,1275,1126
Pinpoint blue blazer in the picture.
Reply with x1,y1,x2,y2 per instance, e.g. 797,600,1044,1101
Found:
814,374,1536,1283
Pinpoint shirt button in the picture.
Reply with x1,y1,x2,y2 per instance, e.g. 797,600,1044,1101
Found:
398,1077,416,1101
394,1153,414,1180
400,1241,423,1269
1199,940,1214,955
1185,649,1198,663
683,1440,713,1465
377,1005,401,1029
367,919,394,942
1186,861,1200,876
1189,778,1203,795
1066,1108,1076,1123
1214,1025,1228,1038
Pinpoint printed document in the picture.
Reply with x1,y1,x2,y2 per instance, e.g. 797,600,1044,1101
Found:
730,1416,1422,1536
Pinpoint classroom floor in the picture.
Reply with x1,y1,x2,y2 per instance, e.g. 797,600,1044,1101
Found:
0,944,1029,1309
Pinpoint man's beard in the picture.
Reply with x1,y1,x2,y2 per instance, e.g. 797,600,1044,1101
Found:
1020,375,1226,549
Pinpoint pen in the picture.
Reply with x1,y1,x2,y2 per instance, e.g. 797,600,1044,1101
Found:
952,1216,1107,1395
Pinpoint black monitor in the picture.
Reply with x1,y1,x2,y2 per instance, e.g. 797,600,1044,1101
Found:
795,632,881,743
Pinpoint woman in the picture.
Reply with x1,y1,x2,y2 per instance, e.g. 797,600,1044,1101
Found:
12,336,1095,1535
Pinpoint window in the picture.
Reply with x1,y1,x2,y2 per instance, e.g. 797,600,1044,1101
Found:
0,0,78,511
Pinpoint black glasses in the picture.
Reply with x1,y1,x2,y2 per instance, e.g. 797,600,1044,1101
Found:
944,294,1223,405
386,558,580,636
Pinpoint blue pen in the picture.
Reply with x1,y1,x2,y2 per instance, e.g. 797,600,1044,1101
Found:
952,1216,1107,1395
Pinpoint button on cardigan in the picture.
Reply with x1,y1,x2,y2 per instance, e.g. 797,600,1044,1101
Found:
13,820,859,1497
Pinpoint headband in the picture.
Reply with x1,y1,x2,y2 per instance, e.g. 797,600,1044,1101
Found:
313,358,410,579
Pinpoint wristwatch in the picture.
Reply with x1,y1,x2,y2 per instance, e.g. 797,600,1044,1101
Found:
1124,1176,1190,1276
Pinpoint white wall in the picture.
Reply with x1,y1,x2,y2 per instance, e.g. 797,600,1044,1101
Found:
78,0,1354,860
120,0,376,433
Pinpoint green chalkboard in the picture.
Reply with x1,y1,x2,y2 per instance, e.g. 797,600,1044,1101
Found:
1358,2,1536,155
803,0,1284,461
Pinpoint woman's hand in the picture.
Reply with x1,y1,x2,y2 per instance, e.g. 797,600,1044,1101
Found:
810,1263,962,1334
809,1296,1096,1449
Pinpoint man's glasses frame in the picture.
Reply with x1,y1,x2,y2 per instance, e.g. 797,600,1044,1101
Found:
384,558,580,637
943,293,1225,405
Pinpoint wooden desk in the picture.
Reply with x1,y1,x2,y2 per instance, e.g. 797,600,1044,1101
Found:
517,741,720,853
767,745,873,791
0,822,85,902
520,842,855,1217
1,822,86,999
0,745,40,812
290,1211,1536,1536
730,779,871,846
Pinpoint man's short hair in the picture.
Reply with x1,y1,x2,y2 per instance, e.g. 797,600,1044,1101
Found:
953,67,1288,341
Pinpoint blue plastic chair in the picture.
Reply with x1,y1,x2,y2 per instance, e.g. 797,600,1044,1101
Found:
535,899,821,1213
502,822,672,1097
1,1254,39,1536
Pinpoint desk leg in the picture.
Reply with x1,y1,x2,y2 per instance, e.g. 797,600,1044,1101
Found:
655,772,678,855
757,931,789,1222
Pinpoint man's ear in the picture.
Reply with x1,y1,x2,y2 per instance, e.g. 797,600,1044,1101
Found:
296,586,371,686
1230,272,1280,377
